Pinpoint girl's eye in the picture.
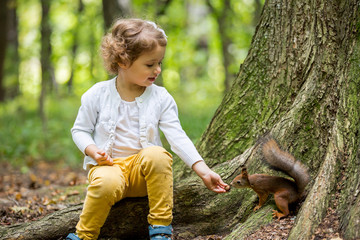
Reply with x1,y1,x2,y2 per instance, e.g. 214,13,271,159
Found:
146,62,162,68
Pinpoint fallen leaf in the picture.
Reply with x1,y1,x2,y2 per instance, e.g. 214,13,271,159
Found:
15,192,22,201
58,195,67,201
10,206,30,214
67,190,80,196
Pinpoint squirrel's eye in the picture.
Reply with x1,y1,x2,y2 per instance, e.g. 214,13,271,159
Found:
237,180,241,184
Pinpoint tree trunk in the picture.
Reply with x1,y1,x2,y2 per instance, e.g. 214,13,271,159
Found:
5,0,20,99
1,0,360,239
0,0,8,102
67,0,84,94
39,0,56,127
197,0,360,239
0,198,149,240
102,0,132,30
206,0,235,93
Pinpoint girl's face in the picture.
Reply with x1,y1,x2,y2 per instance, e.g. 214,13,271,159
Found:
119,44,166,87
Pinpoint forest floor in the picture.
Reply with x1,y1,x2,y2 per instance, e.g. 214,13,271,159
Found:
0,162,343,240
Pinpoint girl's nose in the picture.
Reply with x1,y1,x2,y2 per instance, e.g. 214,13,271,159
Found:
155,65,161,74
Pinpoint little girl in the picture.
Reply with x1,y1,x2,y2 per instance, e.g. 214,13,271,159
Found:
66,18,229,240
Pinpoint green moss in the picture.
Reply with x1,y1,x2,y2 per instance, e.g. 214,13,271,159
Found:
224,206,273,240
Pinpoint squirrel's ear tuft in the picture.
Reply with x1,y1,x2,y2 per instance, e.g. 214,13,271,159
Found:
241,168,249,178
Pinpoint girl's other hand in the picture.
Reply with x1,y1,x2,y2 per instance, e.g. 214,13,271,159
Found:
94,150,114,166
85,144,114,166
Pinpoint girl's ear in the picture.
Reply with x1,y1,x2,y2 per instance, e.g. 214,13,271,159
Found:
118,62,128,69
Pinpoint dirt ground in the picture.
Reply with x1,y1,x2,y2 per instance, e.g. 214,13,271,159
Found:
0,161,88,225
0,162,343,239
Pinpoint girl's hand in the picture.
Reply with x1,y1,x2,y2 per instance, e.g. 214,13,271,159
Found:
94,150,113,166
192,160,229,193
201,170,229,193
85,144,113,166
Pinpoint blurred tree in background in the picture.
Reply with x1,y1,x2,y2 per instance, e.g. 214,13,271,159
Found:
0,0,263,168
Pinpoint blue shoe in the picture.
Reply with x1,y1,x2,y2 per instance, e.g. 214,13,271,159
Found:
149,225,173,240
66,233,81,240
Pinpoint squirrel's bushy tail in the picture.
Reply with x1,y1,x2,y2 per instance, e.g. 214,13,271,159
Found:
262,138,310,194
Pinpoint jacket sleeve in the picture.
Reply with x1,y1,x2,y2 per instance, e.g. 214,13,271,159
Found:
71,87,99,154
158,91,203,168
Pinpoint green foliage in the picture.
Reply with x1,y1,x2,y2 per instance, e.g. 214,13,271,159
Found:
13,0,259,97
0,96,82,168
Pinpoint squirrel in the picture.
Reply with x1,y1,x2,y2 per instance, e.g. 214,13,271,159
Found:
230,138,310,219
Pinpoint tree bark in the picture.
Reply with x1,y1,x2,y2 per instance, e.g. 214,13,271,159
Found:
2,0,360,239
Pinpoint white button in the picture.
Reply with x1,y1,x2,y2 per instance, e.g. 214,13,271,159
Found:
138,98,143,103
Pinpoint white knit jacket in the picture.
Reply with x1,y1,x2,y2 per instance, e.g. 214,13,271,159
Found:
71,77,203,170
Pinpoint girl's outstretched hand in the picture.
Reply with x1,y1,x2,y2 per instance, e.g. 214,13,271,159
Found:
192,160,229,193
202,170,229,193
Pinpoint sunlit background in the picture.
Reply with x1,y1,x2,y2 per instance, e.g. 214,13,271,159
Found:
0,0,263,169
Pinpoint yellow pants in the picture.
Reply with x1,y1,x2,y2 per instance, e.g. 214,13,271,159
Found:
76,146,173,240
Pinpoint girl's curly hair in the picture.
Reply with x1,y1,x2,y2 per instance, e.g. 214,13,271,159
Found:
101,18,167,75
